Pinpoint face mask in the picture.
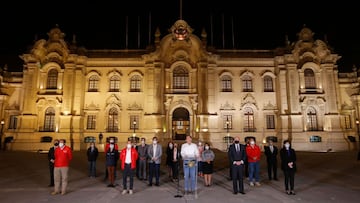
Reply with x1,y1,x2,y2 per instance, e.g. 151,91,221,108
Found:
205,146,209,150
59,143,64,148
54,143,59,146
234,140,239,144
141,140,145,144
127,144,132,149
110,144,114,149
285,143,290,148
198,142,202,146
153,140,157,144
250,141,255,145
90,145,94,148
169,144,173,148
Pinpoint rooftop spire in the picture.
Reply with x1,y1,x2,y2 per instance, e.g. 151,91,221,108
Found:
179,0,183,19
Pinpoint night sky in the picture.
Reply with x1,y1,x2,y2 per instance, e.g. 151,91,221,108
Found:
0,1,358,72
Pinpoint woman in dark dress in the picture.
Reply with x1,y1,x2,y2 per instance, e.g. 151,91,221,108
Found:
280,139,297,195
166,140,174,180
201,143,215,186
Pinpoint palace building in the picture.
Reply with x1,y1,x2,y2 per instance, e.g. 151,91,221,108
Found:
0,19,359,152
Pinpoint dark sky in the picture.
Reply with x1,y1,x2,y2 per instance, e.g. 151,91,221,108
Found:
0,0,359,72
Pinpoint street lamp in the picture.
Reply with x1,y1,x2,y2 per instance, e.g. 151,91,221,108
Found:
0,120,4,150
132,119,137,138
226,116,230,149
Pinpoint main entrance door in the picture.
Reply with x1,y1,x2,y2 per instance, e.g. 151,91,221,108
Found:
172,107,190,140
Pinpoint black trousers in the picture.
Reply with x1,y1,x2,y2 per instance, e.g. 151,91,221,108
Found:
283,170,295,190
267,159,277,179
231,164,244,193
123,164,134,190
49,164,54,185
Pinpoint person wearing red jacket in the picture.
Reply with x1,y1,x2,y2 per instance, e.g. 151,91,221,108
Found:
51,139,73,195
120,140,138,195
245,138,261,187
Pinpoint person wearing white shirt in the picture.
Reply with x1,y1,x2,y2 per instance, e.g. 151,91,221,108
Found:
180,135,199,194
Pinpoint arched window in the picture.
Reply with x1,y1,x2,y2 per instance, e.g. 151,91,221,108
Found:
304,69,316,89
242,75,253,92
244,107,255,132
221,75,232,92
44,107,55,132
130,75,141,92
263,76,273,92
88,75,99,92
307,107,318,131
109,75,120,92
47,69,58,89
107,108,118,132
173,66,189,89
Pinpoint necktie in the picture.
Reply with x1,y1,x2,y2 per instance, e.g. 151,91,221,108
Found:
270,146,273,153
236,144,239,152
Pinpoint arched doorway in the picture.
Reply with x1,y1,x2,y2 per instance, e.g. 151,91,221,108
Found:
172,107,190,140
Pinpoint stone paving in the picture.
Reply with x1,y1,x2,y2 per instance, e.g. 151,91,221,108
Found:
0,149,359,203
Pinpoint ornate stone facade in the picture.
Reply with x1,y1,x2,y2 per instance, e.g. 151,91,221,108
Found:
0,21,359,152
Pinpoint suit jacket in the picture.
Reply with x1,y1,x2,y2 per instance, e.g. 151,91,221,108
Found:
48,146,56,166
264,145,278,162
148,144,162,164
280,147,296,171
228,143,247,163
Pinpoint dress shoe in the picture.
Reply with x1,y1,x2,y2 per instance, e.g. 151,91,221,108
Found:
155,183,160,186
290,190,296,195
233,191,238,195
148,183,152,186
239,191,245,194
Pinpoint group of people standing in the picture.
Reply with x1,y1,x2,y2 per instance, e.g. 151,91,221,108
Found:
47,134,295,197
228,136,297,195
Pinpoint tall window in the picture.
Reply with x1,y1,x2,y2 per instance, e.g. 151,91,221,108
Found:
109,75,120,92
244,107,255,132
221,75,232,92
242,75,253,92
173,66,189,89
44,107,55,131
223,115,232,129
107,108,118,132
263,76,273,92
307,107,318,131
344,115,351,129
266,115,275,129
130,115,139,130
130,75,141,92
304,68,316,89
87,115,96,130
9,115,18,129
88,75,99,92
47,69,58,89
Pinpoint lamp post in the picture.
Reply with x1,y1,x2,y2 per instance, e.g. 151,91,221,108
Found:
356,119,360,150
132,119,137,140
0,120,4,150
226,116,230,149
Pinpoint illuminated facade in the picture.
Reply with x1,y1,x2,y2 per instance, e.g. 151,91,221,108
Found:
0,20,359,152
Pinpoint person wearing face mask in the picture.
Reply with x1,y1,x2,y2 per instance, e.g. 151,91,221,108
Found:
201,143,215,186
120,140,139,195
246,138,261,187
280,140,297,195
147,136,162,186
51,139,73,195
105,140,119,187
228,136,246,195
136,137,148,181
48,139,59,187
87,142,99,178
104,138,119,181
264,140,278,181
166,140,175,180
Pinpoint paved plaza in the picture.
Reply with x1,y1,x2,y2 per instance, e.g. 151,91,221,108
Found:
0,148,359,203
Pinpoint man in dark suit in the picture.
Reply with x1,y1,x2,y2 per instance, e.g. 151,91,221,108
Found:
264,140,278,180
228,136,246,195
47,139,59,187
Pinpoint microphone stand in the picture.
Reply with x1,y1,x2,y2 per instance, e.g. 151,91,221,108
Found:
174,159,183,198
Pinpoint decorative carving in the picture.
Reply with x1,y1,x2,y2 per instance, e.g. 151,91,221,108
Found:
170,20,193,41
263,101,277,110
220,101,235,110
127,102,143,111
